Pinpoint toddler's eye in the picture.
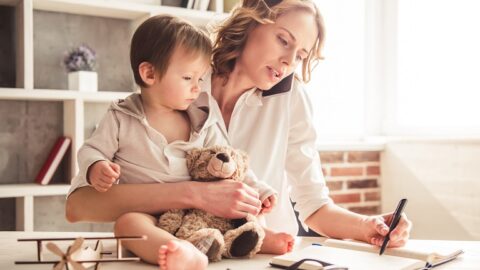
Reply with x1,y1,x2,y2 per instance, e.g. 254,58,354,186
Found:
183,76,192,81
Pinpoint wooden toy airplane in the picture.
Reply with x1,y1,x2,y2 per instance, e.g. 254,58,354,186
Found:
15,235,147,270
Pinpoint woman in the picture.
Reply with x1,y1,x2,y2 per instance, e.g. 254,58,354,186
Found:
207,0,411,248
66,0,411,268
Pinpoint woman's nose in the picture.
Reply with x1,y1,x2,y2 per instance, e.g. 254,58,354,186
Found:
281,50,296,67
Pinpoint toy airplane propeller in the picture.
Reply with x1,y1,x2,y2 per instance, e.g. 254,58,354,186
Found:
15,236,146,270
46,238,86,270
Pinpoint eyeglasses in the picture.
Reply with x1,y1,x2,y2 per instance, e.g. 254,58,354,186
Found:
285,258,349,270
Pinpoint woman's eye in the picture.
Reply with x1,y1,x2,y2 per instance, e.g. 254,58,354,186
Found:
296,55,303,61
278,36,288,46
183,76,192,81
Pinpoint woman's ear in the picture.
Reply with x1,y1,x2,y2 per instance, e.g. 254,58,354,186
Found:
138,62,156,86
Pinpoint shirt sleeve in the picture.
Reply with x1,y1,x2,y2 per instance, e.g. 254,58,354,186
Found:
286,81,332,231
67,108,120,197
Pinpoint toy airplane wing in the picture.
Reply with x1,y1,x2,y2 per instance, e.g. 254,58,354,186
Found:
15,235,147,269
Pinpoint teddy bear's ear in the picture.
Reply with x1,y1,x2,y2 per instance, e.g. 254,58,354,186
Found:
186,148,202,171
237,149,249,165
231,149,249,173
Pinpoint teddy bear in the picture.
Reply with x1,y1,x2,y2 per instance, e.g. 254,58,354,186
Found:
157,145,265,262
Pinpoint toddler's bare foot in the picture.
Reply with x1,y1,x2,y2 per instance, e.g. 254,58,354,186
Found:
260,230,295,255
158,240,208,270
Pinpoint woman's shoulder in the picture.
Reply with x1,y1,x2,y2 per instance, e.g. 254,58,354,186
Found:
291,76,308,94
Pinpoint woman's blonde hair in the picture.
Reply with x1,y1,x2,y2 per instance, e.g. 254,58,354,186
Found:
211,0,325,83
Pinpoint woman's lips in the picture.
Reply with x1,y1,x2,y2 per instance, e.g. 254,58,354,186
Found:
267,66,282,82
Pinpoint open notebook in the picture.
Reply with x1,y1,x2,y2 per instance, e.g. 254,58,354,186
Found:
269,239,464,270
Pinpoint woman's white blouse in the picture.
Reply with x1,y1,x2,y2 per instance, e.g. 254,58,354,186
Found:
203,76,332,236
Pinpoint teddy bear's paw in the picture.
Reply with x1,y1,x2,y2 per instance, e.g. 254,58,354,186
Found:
205,238,222,262
230,229,259,257
224,222,264,258
187,228,225,262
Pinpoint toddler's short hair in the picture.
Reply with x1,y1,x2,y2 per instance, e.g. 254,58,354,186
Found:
130,15,212,87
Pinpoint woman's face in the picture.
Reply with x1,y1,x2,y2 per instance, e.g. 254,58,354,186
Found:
237,10,318,90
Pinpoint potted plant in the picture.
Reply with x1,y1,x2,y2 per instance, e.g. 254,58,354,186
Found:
63,44,98,92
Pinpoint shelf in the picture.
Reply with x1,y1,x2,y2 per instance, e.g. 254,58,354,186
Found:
0,0,18,6
149,6,228,25
0,184,70,198
80,91,132,103
1,0,225,232
0,88,131,102
33,0,153,20
33,0,229,25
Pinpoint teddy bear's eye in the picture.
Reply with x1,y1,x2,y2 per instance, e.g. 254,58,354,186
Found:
209,150,216,154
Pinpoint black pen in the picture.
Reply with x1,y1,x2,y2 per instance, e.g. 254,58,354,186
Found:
379,198,408,255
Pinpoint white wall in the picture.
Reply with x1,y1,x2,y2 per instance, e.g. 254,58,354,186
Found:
381,139,480,240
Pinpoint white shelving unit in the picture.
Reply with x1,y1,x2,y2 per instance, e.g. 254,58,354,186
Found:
0,0,229,231
0,184,70,231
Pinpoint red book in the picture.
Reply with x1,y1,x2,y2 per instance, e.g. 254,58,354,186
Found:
35,136,72,185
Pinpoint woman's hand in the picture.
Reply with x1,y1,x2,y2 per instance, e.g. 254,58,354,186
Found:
360,213,412,248
191,180,262,219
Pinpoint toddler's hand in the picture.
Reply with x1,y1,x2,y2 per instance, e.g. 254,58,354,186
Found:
261,194,277,214
87,160,120,192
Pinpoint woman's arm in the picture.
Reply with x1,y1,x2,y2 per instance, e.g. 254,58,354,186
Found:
285,83,411,246
305,203,366,240
306,203,412,247
65,180,262,222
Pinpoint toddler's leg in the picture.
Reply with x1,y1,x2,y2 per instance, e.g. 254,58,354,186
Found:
114,212,207,270
259,227,295,255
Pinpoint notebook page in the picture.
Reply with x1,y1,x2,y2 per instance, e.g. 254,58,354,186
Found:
429,249,464,265
270,245,426,270
324,239,430,261
324,239,463,263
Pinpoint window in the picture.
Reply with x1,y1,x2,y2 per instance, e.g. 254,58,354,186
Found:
390,0,480,135
307,0,366,141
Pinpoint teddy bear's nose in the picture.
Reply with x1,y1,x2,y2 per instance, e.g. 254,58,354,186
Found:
216,153,230,162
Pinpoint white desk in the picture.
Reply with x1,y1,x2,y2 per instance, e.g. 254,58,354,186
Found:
0,231,478,269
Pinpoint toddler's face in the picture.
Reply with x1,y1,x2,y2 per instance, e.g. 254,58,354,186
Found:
154,46,210,110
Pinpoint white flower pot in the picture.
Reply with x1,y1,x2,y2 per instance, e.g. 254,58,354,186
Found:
68,71,98,92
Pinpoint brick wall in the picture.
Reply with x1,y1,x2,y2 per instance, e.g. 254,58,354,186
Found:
320,151,381,215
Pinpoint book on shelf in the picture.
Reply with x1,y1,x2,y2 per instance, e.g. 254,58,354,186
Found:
269,238,464,270
197,0,210,11
187,0,210,11
186,0,194,9
35,136,72,185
